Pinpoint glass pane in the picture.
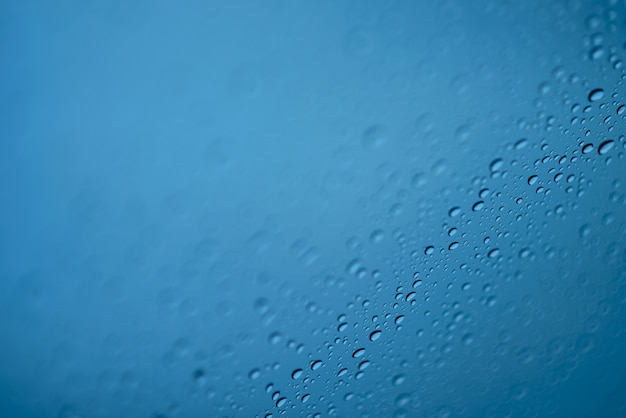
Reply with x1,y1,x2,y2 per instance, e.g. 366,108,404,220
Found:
1,1,625,417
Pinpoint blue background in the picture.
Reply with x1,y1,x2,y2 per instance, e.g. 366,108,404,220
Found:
1,0,626,417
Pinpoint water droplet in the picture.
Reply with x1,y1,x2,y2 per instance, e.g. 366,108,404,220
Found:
448,207,461,217
617,105,625,115
311,360,323,370
579,224,591,238
369,330,382,341
514,138,528,150
370,229,384,243
472,201,485,211
488,248,500,258
590,46,604,60
411,173,427,188
424,246,435,255
392,374,406,386
352,348,366,358
276,397,287,408
582,143,594,154
291,369,303,379
588,88,604,102
598,139,615,155
249,368,261,380
490,158,504,172
269,332,282,345
528,175,538,185
448,242,459,250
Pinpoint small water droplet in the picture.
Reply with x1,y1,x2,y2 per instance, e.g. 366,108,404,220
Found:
291,369,303,379
370,229,384,243
392,374,406,386
472,201,485,211
490,158,504,172
249,368,261,380
588,88,604,102
352,348,366,358
488,248,500,258
369,330,382,341
424,246,435,255
514,138,528,150
598,139,615,155
582,143,594,154
311,360,323,370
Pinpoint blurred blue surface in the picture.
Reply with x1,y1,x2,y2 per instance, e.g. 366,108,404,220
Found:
1,1,626,417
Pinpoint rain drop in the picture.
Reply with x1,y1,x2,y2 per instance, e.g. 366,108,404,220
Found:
588,88,604,102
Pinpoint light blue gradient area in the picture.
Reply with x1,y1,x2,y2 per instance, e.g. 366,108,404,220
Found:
1,1,625,417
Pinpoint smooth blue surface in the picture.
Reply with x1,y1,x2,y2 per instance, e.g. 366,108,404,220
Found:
1,1,626,417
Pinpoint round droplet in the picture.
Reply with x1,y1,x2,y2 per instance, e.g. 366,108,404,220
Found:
582,143,594,154
392,374,406,386
448,207,461,217
472,201,485,211
352,348,365,358
370,229,384,243
311,360,323,370
590,46,604,60
588,88,604,102
291,369,303,379
369,330,382,341
249,368,261,380
579,224,591,238
411,173,427,188
424,246,435,255
514,138,528,150
488,248,500,258
490,158,504,172
598,139,615,155
269,332,282,345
